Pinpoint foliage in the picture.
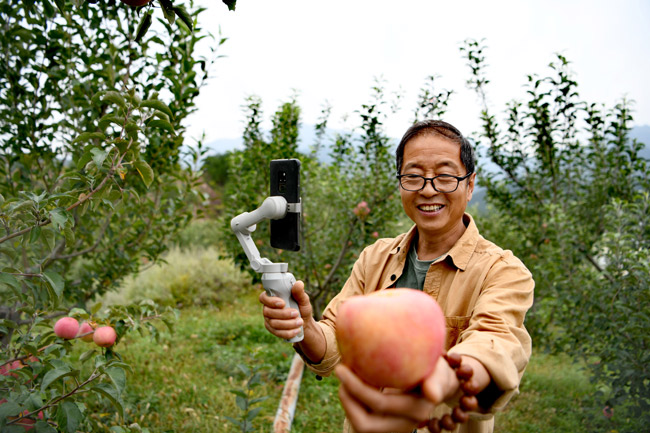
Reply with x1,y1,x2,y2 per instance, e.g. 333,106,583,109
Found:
224,363,269,432
0,0,224,430
463,38,650,431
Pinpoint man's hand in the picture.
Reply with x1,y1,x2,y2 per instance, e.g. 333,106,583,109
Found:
259,280,326,363
335,364,435,433
335,355,491,433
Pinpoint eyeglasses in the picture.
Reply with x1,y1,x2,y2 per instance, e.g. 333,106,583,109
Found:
396,172,473,193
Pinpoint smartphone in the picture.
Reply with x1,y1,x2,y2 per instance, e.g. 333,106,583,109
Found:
270,159,301,251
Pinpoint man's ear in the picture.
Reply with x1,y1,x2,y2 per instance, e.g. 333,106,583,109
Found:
466,172,477,202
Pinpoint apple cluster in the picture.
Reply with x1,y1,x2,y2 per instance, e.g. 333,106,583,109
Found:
53,317,117,348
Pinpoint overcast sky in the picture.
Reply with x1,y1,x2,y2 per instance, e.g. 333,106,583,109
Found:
187,0,650,151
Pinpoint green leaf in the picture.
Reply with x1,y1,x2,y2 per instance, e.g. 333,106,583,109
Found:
91,383,124,418
57,400,82,433
133,160,154,188
63,225,75,247
158,0,176,25
72,132,106,144
140,99,173,119
80,349,96,363
222,0,236,11
102,91,127,109
106,367,126,395
135,11,153,43
53,0,65,14
48,208,69,230
173,5,193,31
35,420,58,433
77,147,95,170
42,226,56,251
29,225,42,244
98,114,123,130
42,270,65,299
0,402,22,425
246,406,263,421
147,119,175,134
91,302,103,315
41,365,72,391
91,147,109,169
235,395,247,411
0,246,18,261
0,272,20,289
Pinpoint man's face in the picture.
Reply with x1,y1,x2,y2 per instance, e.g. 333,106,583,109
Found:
399,133,475,240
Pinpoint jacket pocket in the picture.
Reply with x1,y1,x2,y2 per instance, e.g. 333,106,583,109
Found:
445,316,471,351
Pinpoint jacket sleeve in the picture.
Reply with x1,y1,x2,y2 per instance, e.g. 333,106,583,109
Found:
448,252,534,414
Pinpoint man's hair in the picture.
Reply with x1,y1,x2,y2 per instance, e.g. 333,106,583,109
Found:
395,120,476,175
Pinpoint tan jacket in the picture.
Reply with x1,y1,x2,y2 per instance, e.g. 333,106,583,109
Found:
298,214,534,433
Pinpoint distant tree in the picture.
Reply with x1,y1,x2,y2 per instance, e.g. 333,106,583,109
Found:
462,39,650,431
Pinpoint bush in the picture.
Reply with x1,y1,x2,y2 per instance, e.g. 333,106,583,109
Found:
98,247,253,308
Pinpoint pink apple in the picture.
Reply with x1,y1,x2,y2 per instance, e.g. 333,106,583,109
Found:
336,288,446,390
93,326,117,347
53,317,79,340
77,322,95,342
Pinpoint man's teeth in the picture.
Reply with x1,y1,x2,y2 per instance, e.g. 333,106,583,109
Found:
419,204,443,212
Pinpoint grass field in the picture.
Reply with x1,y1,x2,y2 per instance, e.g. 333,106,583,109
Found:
85,284,602,432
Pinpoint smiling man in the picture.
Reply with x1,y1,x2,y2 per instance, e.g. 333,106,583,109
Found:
260,120,535,433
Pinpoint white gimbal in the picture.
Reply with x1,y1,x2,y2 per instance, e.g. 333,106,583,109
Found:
230,196,304,343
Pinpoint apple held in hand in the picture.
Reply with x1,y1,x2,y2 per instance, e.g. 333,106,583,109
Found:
336,288,446,390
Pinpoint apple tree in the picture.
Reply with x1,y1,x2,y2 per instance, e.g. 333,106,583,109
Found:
461,39,649,431
0,0,226,430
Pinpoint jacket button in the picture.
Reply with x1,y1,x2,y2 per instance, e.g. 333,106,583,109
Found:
390,274,396,281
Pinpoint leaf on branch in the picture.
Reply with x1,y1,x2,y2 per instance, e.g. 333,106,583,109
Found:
0,272,20,291
43,270,65,299
133,160,154,188
48,208,70,230
91,383,125,418
106,366,127,395
102,91,127,110
158,0,176,25
147,118,175,134
0,400,21,419
57,400,82,433
91,147,109,169
173,5,193,31
41,365,72,391
223,0,236,11
72,132,106,145
140,99,174,119
98,114,124,130
135,11,153,43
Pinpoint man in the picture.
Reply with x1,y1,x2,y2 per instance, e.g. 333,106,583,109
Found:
260,120,534,433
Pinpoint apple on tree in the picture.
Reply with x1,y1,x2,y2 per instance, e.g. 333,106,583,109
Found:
53,317,79,340
336,288,446,390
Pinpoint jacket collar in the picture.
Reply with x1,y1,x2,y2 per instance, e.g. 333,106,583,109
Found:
390,213,479,271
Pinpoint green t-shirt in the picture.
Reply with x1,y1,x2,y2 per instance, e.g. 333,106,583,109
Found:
395,235,441,290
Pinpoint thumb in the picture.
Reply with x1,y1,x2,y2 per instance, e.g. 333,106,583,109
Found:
291,280,313,317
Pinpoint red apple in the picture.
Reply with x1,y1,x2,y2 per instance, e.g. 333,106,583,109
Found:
0,360,23,377
77,322,95,342
93,326,117,348
54,317,79,340
336,288,446,390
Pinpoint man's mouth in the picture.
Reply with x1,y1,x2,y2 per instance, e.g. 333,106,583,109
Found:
418,204,444,212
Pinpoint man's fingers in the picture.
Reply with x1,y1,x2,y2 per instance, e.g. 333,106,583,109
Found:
259,291,284,308
263,320,303,340
338,381,421,433
335,365,433,422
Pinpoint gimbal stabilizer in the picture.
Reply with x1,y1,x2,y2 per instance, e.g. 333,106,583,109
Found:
230,196,304,343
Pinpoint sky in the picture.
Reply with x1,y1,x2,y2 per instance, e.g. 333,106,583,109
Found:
186,0,650,152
